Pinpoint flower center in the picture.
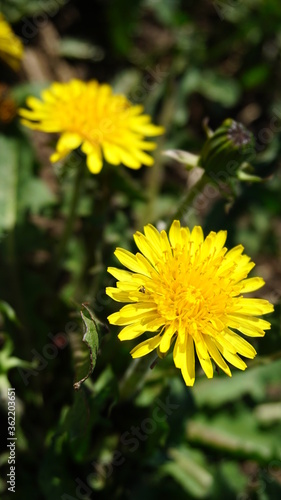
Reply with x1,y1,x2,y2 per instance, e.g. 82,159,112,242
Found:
154,281,207,324
57,92,129,146
147,249,233,336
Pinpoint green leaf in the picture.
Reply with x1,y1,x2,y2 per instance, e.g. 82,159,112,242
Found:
193,360,281,408
18,177,56,215
217,461,248,495
0,300,18,324
38,431,77,499
64,367,118,461
0,133,55,235
72,304,107,390
160,447,214,498
1,0,68,23
241,64,270,89
0,135,18,232
64,389,91,461
0,334,33,376
181,69,241,107
58,37,104,61
187,409,281,462
255,402,281,426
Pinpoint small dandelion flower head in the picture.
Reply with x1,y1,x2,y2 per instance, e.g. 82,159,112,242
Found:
19,79,165,174
106,221,273,386
0,13,23,70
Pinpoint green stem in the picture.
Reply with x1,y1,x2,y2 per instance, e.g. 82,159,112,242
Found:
119,352,157,401
168,173,210,228
139,87,177,228
55,160,86,268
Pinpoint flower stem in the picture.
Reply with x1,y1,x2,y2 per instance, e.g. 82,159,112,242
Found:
168,173,210,227
139,85,176,227
118,352,157,401
55,160,86,269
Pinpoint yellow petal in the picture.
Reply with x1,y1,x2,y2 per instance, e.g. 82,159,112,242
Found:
228,314,271,336
143,224,162,250
194,333,213,379
182,335,195,386
224,329,257,358
169,220,182,249
118,324,146,340
130,333,162,358
85,145,103,174
118,149,141,169
159,325,175,354
232,298,274,316
212,230,227,255
114,248,151,276
204,336,232,377
190,226,204,249
106,287,135,303
173,333,195,386
160,230,172,256
239,277,265,293
50,150,68,163
107,308,156,326
56,132,81,152
134,232,159,267
107,267,133,281
218,348,247,371
102,142,121,165
114,302,158,319
129,148,154,166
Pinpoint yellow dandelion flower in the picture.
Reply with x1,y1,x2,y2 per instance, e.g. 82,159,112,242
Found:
0,13,23,70
106,220,274,386
19,79,165,174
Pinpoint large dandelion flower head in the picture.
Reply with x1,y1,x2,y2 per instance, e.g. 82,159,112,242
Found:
106,221,273,386
19,79,165,174
0,13,23,70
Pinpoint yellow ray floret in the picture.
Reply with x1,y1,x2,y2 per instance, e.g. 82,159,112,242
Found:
19,79,165,174
106,220,274,386
0,13,23,70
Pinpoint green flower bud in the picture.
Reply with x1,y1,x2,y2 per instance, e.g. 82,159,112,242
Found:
199,119,255,180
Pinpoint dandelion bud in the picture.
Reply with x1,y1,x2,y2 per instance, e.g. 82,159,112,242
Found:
199,119,254,179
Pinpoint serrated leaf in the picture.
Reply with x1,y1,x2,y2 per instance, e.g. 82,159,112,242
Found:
73,304,107,390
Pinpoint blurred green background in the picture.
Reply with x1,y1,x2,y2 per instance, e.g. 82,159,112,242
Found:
0,0,281,499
